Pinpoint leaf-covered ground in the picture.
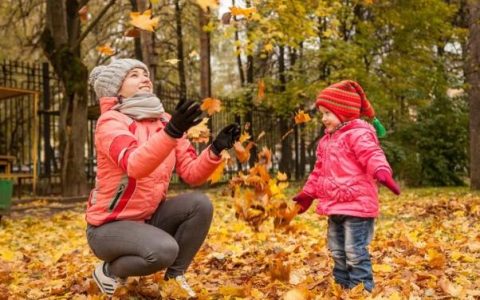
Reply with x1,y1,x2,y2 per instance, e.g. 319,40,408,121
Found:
1,187,479,299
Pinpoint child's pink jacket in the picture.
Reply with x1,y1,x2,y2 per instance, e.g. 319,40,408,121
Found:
302,119,392,218
86,97,221,226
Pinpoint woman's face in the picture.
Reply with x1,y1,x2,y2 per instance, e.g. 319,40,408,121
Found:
318,106,341,133
118,68,152,98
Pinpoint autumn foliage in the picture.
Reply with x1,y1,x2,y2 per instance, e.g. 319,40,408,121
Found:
1,188,479,299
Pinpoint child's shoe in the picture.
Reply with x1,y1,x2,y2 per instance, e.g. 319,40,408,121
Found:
165,274,196,298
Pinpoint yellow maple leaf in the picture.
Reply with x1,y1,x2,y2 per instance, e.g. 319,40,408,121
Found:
187,117,210,143
200,97,222,115
129,9,159,32
96,44,115,56
230,6,256,17
372,264,393,273
294,110,311,124
209,160,225,184
197,0,219,11
239,132,251,143
277,172,288,181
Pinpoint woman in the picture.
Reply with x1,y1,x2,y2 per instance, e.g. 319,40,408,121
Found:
86,58,240,297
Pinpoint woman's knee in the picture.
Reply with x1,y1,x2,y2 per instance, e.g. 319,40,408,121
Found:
191,192,213,216
145,238,179,268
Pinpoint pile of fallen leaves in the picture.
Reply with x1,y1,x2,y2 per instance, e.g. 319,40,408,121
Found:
1,187,479,299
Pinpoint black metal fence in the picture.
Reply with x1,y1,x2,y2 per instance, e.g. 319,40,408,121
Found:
0,60,322,195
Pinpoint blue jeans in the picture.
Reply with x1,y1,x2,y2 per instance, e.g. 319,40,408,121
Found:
327,215,375,292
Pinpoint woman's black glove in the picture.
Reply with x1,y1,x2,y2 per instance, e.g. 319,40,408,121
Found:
165,100,203,138
211,123,241,156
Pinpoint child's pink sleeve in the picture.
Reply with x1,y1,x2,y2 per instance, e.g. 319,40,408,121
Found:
349,130,392,177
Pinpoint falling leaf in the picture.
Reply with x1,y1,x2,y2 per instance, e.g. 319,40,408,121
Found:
277,172,288,181
188,50,199,58
129,9,160,32
234,141,254,163
150,0,160,4
200,98,222,115
209,160,226,184
239,132,251,143
257,147,272,167
281,128,294,140
256,131,265,141
257,79,265,101
96,44,115,56
78,5,88,22
124,27,140,38
230,6,256,17
187,118,210,143
197,0,219,11
269,255,291,282
294,110,311,125
165,58,181,65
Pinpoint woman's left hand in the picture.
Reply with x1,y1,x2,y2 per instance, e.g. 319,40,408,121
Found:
210,123,241,156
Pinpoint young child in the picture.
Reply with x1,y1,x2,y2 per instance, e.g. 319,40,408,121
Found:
293,80,400,292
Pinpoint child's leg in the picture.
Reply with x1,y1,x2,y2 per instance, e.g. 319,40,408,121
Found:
327,215,349,288
147,192,214,278
344,217,375,292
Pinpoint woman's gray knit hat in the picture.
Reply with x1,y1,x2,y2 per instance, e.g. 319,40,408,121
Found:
88,58,150,98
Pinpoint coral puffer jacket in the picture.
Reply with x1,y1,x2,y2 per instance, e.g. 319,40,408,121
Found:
302,119,392,218
86,97,221,226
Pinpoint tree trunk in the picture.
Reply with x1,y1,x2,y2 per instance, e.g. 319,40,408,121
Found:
136,0,157,86
41,0,89,196
277,45,293,178
174,0,187,102
199,8,211,99
466,0,480,189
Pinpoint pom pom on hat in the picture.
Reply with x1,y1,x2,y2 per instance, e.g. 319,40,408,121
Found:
88,58,149,99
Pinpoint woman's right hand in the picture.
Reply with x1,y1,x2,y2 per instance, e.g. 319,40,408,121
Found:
165,99,203,138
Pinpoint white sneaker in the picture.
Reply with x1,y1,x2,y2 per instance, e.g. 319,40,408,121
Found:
169,275,196,298
93,262,124,296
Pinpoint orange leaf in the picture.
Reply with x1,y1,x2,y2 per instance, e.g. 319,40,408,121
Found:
124,27,140,38
257,147,272,167
96,44,115,56
234,141,254,163
239,132,251,143
294,110,311,125
230,6,256,17
209,160,225,184
78,5,88,22
257,79,265,100
129,9,159,32
200,98,222,115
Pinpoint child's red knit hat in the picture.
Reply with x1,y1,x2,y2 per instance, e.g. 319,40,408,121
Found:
315,80,375,122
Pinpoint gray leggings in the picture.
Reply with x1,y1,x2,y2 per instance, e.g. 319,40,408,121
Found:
86,192,213,278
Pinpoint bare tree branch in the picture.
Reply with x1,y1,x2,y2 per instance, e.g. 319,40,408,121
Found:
72,0,116,50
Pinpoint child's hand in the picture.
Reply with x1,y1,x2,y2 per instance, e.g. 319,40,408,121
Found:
293,191,315,214
375,170,401,195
